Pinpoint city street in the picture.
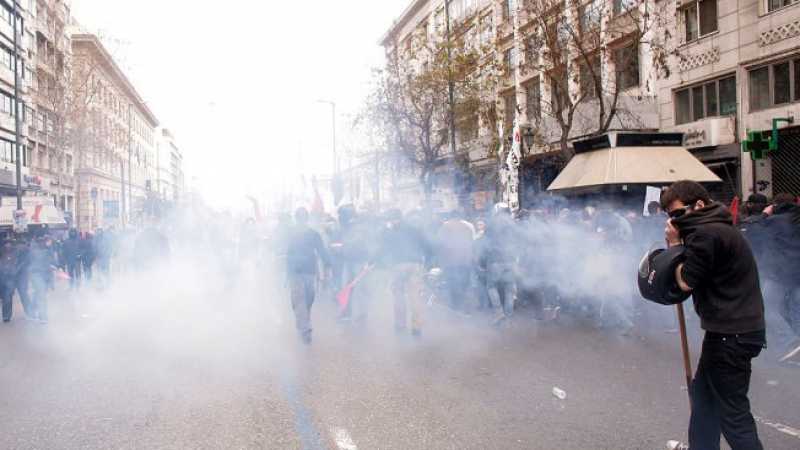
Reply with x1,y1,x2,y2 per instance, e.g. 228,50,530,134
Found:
1,266,798,450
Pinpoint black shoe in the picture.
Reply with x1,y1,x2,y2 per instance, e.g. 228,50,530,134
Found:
301,331,312,345
411,329,422,338
2,318,10,323
394,324,405,334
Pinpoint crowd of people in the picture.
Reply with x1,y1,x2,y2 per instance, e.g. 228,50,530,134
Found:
0,224,171,324
2,189,797,363
274,190,799,358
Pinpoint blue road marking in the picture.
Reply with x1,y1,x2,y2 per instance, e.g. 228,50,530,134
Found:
278,358,328,450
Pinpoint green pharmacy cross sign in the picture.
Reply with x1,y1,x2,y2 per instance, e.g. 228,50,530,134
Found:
743,117,795,160
743,130,776,160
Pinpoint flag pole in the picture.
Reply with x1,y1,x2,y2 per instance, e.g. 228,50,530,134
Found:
676,302,693,409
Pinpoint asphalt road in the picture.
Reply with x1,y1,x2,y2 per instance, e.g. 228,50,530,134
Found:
1,264,798,450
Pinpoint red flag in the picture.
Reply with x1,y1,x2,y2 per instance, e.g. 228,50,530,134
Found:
730,196,739,225
336,266,373,310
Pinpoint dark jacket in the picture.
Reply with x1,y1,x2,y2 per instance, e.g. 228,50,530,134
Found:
372,221,432,267
478,219,517,268
29,240,58,277
756,203,800,285
286,227,330,275
672,203,765,334
0,240,29,278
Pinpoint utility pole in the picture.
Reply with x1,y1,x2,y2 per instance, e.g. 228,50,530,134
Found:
445,0,457,157
12,0,23,213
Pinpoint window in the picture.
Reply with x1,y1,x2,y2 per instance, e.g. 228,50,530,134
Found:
768,0,799,12
749,58,800,111
505,48,518,69
615,44,639,91
683,0,717,42
504,91,517,124
613,0,636,15
0,90,13,117
579,1,601,31
525,37,539,62
580,57,601,99
674,75,737,125
774,61,791,105
503,0,516,20
526,80,541,120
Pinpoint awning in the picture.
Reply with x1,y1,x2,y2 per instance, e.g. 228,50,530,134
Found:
0,198,66,227
547,146,722,193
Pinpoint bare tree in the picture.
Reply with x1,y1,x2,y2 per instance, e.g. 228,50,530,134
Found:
518,0,671,160
369,12,504,203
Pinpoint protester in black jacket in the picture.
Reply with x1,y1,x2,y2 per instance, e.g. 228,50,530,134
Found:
753,193,800,353
286,207,330,344
661,180,765,450
28,236,58,324
0,237,32,322
371,209,431,337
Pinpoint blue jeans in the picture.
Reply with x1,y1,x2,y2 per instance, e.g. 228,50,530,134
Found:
487,263,515,318
763,280,800,344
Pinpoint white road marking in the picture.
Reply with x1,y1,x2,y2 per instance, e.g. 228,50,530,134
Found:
755,416,800,440
330,427,357,450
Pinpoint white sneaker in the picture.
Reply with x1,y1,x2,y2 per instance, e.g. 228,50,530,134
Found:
667,440,688,450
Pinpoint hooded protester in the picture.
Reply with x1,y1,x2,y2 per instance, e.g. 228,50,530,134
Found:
661,180,766,450
750,193,800,356
28,235,58,324
0,235,32,322
62,229,83,290
335,205,373,322
435,210,476,314
370,209,432,337
286,207,331,344
479,204,518,328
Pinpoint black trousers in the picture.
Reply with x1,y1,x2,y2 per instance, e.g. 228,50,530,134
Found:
689,330,765,450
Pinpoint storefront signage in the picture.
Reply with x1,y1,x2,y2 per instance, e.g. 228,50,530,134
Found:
616,133,684,147
684,128,707,147
25,175,42,190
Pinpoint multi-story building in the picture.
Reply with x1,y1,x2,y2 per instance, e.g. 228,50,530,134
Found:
660,0,800,201
0,0,32,199
156,128,184,203
381,0,662,208
70,33,158,230
25,0,76,219
382,0,800,204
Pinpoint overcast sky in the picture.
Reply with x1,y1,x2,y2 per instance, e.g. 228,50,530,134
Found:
71,0,411,209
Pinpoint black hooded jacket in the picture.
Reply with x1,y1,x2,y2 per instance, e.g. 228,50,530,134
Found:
672,203,765,334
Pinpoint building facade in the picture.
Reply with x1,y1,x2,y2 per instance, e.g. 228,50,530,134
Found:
71,33,158,230
382,0,800,205
660,0,800,201
157,128,184,203
380,0,662,209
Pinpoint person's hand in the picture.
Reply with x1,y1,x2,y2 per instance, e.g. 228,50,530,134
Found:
325,268,332,279
763,204,775,215
665,220,682,247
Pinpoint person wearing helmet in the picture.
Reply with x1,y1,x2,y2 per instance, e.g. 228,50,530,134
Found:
661,180,765,450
